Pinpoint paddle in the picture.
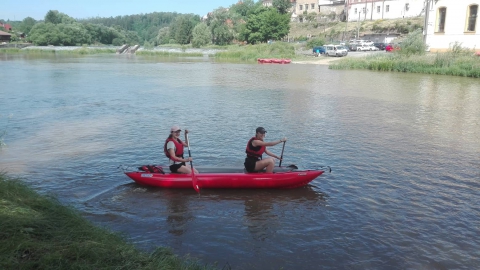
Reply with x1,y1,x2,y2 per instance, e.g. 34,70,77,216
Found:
186,133,200,193
279,140,286,167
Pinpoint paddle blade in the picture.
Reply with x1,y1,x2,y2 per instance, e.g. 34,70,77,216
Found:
192,171,200,193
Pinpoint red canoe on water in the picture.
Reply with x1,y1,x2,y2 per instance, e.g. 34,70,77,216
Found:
257,58,291,64
123,166,327,189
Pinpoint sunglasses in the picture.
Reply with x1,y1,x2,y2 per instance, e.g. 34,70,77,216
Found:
174,130,181,133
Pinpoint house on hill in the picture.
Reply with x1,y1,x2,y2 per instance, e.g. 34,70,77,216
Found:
346,0,425,22
424,0,479,52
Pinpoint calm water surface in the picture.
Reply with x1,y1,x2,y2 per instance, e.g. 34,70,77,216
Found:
1,54,479,269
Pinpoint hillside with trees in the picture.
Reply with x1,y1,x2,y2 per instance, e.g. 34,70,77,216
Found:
1,0,292,47
1,0,422,48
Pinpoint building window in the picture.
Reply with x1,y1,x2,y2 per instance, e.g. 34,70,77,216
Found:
436,7,446,33
466,5,478,32
311,4,315,10
299,5,303,10
362,7,366,14
355,8,357,14
305,4,308,10
386,5,390,12
377,6,380,13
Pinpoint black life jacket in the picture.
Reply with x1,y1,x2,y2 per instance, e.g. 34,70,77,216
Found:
245,136,265,159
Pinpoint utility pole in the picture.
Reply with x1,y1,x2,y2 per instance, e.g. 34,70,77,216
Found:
343,0,349,41
423,0,431,44
357,10,361,39
364,0,368,20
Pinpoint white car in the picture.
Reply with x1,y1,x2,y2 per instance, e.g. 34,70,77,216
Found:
357,45,370,51
368,45,379,51
324,44,348,57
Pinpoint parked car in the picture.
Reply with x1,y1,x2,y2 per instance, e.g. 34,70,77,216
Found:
368,45,380,51
325,44,348,57
386,44,400,52
374,43,386,50
357,45,371,51
312,46,326,56
348,44,358,51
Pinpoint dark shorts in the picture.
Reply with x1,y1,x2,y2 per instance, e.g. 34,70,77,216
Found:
244,157,259,173
170,162,186,173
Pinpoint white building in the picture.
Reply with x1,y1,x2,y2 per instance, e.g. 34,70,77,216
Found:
424,0,479,52
346,0,425,22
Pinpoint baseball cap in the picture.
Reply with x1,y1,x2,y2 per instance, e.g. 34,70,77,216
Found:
256,127,267,134
170,125,181,132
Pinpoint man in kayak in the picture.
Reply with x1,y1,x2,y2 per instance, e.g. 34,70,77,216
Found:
244,127,287,173
164,125,198,174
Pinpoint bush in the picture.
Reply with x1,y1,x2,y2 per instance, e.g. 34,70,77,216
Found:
306,37,325,48
396,29,427,56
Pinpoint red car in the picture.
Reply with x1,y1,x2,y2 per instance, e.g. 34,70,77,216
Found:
386,44,400,52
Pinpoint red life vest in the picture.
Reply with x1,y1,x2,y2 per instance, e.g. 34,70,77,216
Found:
245,136,265,159
164,137,184,162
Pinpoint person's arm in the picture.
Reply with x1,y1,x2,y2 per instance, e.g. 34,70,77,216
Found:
168,147,191,162
252,137,287,147
265,149,281,159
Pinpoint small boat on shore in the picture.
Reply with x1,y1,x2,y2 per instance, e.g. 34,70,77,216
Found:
122,165,328,189
257,58,291,64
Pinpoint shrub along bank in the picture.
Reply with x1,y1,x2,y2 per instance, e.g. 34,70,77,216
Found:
0,173,212,270
330,30,480,78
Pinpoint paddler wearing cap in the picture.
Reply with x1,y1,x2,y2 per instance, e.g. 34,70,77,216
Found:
244,127,287,173
164,125,198,174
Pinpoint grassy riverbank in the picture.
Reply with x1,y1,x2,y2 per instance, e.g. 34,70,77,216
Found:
214,42,296,62
330,52,480,78
0,47,116,54
0,173,212,270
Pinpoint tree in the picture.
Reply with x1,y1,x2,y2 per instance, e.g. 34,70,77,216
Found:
28,23,61,45
212,24,233,45
229,0,258,18
191,22,211,48
207,8,234,45
19,17,36,35
241,7,290,44
272,0,292,15
156,27,171,45
173,16,194,45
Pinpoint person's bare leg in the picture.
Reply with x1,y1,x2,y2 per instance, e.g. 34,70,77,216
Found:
254,158,275,173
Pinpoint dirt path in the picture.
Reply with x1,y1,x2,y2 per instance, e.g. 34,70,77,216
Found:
292,56,344,65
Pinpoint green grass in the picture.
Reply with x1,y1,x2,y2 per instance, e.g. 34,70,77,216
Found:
136,50,204,57
1,47,116,55
214,42,296,62
0,173,214,270
330,52,480,78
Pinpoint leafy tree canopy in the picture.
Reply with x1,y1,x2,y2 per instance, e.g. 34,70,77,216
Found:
272,0,293,15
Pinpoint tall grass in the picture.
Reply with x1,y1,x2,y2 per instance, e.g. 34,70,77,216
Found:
332,29,480,78
136,50,203,57
0,174,213,270
214,42,295,61
330,53,480,78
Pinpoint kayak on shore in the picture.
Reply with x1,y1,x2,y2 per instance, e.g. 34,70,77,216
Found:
257,58,291,64
121,165,329,189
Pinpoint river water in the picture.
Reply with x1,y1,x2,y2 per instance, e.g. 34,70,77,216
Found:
1,54,479,269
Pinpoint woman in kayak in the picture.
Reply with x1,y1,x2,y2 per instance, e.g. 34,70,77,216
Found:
164,125,198,174
244,127,287,173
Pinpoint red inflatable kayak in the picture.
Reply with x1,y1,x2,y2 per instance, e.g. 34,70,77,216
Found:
124,166,326,189
257,58,291,64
